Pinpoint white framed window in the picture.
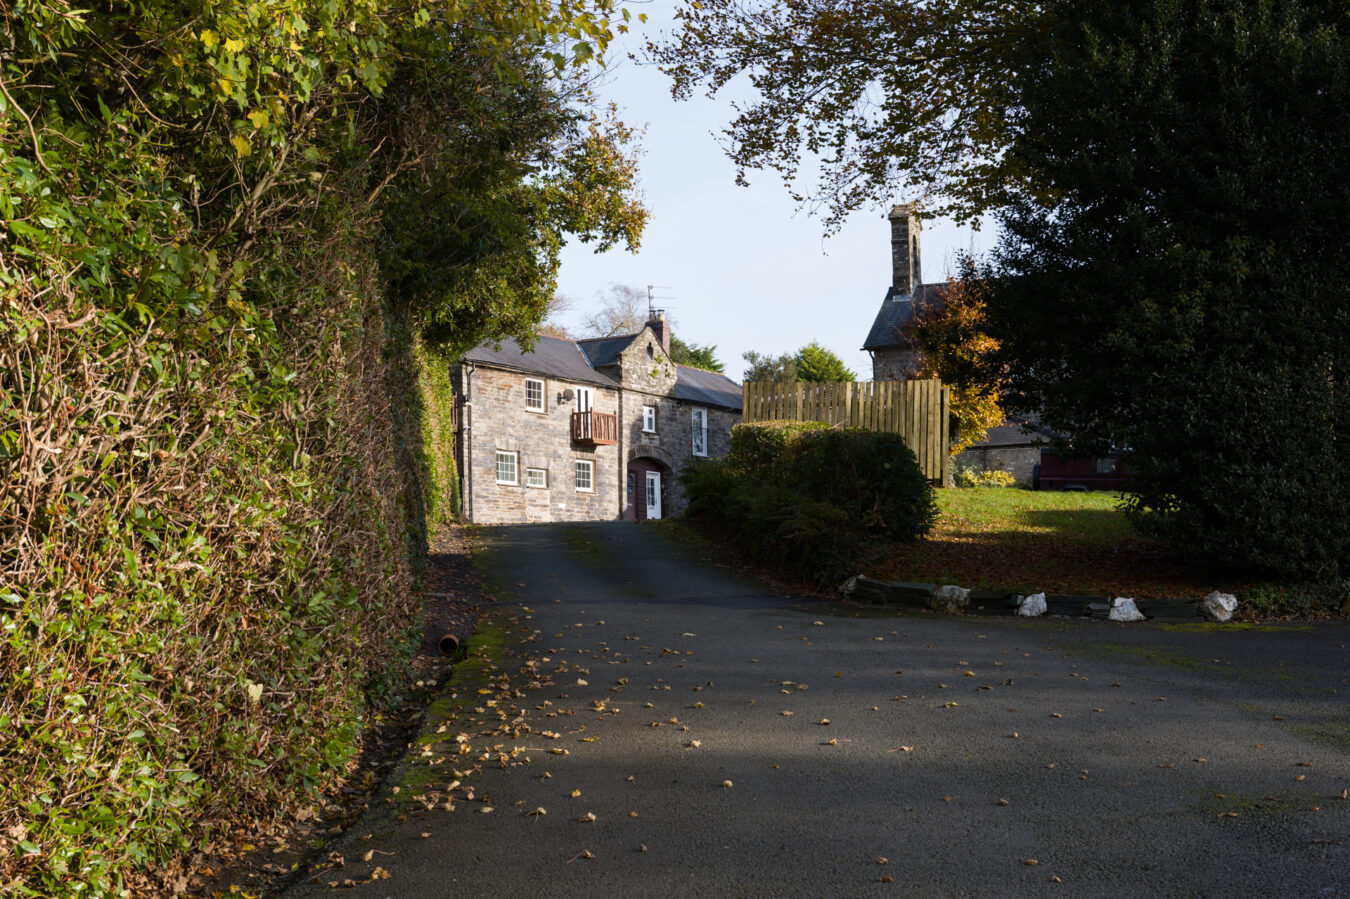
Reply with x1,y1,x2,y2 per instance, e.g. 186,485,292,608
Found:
642,405,657,433
525,378,545,412
495,451,518,485
691,407,708,457
575,459,594,493
526,467,548,489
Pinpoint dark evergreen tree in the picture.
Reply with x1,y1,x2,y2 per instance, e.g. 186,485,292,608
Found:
983,0,1350,578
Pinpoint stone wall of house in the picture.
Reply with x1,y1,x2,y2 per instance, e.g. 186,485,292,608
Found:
871,346,924,382
953,446,1042,486
615,327,679,394
619,389,739,519
459,366,620,524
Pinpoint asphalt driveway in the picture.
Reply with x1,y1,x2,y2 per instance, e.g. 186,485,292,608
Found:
287,522,1349,897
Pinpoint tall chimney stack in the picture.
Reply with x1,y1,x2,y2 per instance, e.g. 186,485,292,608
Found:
647,311,671,355
888,204,921,296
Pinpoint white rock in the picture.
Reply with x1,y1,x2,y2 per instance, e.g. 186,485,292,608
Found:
929,585,972,614
1108,597,1145,622
840,575,860,597
1199,591,1239,622
1018,593,1047,617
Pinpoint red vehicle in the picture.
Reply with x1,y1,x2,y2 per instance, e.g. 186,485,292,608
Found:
1036,451,1130,492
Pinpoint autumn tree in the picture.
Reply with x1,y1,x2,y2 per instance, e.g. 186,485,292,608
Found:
905,275,1004,453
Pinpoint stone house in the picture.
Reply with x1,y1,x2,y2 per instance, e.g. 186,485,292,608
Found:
452,315,742,524
862,205,1046,484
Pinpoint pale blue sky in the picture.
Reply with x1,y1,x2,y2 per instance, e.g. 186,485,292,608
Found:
555,3,988,382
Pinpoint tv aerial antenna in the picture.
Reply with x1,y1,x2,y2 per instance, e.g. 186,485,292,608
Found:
647,284,675,319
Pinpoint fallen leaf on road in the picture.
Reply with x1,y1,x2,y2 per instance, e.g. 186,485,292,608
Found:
721,780,733,788
579,812,596,823
528,807,547,817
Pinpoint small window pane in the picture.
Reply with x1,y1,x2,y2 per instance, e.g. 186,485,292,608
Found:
575,460,593,492
691,408,708,457
496,451,518,484
526,468,547,488
525,379,544,411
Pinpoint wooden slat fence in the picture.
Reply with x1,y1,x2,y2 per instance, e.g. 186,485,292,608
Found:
741,380,952,485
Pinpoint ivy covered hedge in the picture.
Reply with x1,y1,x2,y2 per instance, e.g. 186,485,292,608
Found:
0,0,642,895
684,422,938,583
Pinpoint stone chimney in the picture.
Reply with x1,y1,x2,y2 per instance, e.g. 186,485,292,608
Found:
888,204,922,296
647,311,670,355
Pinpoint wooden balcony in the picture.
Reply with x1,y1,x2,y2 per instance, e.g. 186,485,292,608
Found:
572,410,617,446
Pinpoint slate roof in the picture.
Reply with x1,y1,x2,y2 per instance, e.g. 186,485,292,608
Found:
463,333,743,410
462,335,618,387
861,282,947,351
966,415,1054,450
675,365,742,411
575,335,632,368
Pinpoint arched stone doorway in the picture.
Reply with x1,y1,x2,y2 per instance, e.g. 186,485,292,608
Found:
626,444,674,521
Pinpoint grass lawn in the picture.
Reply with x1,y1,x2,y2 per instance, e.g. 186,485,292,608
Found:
870,488,1246,599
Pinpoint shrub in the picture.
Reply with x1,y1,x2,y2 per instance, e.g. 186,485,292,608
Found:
955,466,1019,488
1240,581,1350,619
684,425,937,583
725,420,831,479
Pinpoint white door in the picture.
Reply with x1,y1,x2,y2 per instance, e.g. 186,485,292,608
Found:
645,470,662,520
575,387,593,413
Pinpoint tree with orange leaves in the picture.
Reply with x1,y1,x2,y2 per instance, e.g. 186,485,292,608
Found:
905,274,1005,454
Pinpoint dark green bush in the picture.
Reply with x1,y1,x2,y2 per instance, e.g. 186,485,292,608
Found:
684,424,937,583
1241,581,1350,619
724,420,831,479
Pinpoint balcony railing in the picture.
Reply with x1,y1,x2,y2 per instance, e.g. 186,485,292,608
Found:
572,410,617,446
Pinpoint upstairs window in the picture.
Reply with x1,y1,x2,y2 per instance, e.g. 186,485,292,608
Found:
642,405,657,433
525,378,545,412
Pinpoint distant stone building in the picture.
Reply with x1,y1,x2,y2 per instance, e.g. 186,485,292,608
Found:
860,204,949,380
452,315,742,524
953,418,1050,486
862,206,1047,485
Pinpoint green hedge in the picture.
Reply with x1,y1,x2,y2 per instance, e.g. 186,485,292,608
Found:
684,422,937,583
